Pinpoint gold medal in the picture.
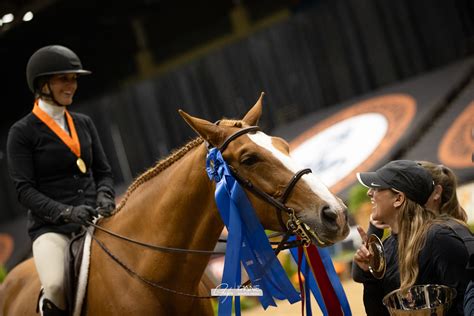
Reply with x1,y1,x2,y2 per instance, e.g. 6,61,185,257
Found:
76,157,87,173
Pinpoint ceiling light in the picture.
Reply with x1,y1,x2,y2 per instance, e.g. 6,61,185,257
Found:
23,11,34,22
2,13,14,24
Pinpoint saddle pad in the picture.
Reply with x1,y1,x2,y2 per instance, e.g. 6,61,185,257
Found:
72,225,94,316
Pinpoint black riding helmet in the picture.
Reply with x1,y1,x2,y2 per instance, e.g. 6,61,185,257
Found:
26,45,91,94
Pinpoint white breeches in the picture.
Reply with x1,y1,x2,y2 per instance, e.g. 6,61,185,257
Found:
32,232,70,310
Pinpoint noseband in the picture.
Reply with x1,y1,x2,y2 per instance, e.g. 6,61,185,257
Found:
218,126,313,247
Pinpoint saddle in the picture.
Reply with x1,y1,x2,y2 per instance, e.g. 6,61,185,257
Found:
64,230,88,315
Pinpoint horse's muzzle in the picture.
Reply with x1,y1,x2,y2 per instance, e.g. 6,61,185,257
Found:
320,205,349,239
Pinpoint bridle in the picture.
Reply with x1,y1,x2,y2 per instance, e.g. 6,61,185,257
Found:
89,125,314,298
217,126,313,249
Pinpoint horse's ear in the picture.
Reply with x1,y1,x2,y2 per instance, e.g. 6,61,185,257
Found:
179,110,224,147
242,92,264,126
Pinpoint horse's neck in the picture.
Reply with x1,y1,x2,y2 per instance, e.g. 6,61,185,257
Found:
103,144,223,284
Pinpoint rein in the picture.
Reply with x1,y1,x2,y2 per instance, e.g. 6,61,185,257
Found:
90,234,215,299
89,222,225,255
90,220,294,253
89,126,312,298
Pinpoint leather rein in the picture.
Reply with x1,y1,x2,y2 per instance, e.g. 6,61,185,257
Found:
88,126,312,298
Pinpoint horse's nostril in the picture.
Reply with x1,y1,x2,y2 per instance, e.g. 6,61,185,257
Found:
321,205,337,222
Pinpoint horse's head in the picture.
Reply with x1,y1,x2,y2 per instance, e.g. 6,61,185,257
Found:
179,93,349,246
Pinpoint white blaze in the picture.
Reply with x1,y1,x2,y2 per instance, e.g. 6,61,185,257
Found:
248,132,341,209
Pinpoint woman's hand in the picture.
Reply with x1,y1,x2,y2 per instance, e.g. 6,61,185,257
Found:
61,205,98,225
96,191,115,217
353,226,372,272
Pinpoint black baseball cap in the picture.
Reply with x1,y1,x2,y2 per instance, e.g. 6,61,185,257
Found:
356,160,435,206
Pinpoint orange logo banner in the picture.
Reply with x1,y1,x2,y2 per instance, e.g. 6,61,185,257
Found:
438,101,474,168
290,94,416,194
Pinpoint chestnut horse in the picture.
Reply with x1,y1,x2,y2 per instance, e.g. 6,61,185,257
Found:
0,94,349,315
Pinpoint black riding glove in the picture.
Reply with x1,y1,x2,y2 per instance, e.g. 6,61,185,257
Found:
61,205,98,225
96,191,115,217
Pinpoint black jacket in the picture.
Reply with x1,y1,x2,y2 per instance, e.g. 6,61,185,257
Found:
352,221,471,316
352,224,397,316
7,111,114,241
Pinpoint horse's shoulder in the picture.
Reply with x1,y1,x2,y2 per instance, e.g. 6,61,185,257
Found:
2,258,38,295
0,258,39,316
6,258,36,279
3,259,35,291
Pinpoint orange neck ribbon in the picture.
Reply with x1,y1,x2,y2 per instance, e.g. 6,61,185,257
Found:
32,99,81,157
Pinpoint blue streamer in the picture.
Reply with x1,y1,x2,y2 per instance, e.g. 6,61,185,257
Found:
290,245,328,315
289,236,352,316
206,148,300,316
318,247,351,315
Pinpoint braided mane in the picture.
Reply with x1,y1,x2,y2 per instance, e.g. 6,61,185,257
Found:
115,119,245,213
116,137,204,212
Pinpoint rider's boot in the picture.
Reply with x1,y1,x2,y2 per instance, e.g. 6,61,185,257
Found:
42,298,67,316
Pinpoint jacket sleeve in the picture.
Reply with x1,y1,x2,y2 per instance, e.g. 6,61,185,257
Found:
464,281,474,315
352,222,389,315
363,282,390,316
352,222,384,282
430,228,469,287
7,123,69,222
86,117,115,197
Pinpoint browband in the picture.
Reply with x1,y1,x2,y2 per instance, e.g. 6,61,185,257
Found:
218,126,260,152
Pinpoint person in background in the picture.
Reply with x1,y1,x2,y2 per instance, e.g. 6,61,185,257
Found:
7,45,115,316
351,160,471,316
418,161,467,222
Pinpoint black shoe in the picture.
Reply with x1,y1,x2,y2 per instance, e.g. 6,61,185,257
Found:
42,298,67,316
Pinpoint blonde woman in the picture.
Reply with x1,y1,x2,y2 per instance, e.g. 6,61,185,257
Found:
352,160,471,316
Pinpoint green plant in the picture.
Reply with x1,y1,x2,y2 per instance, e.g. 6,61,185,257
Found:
0,265,7,283
469,223,474,234
347,184,370,215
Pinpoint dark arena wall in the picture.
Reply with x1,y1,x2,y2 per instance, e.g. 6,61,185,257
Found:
0,0,473,269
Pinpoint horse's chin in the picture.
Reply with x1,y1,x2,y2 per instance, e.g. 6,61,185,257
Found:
301,222,333,247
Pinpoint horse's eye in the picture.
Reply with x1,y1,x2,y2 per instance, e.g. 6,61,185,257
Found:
241,155,260,166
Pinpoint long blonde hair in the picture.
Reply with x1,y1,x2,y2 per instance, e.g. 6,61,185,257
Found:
397,198,438,291
397,197,467,291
